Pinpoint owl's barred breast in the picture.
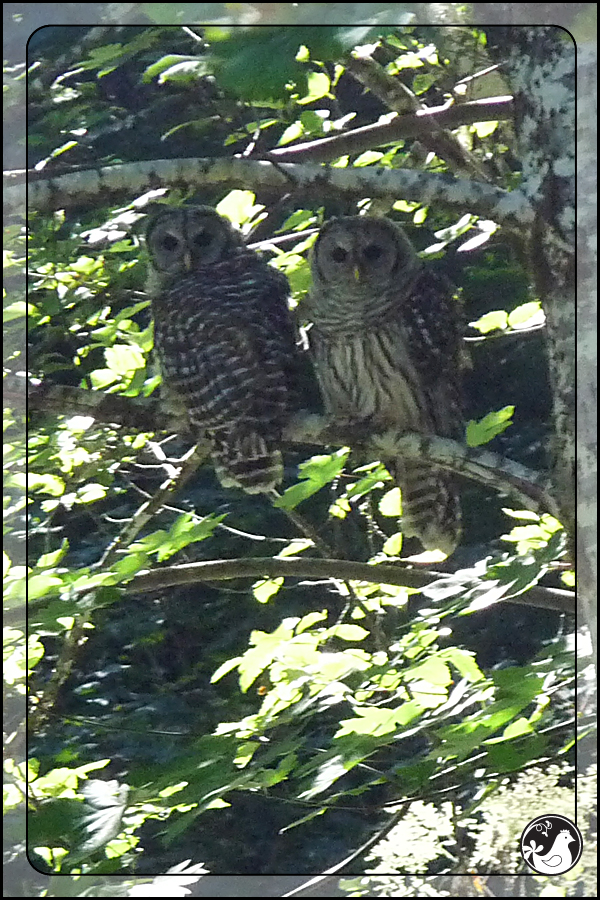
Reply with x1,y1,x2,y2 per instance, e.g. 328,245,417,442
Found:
307,214,463,554
311,322,429,432
147,207,297,493
153,256,294,433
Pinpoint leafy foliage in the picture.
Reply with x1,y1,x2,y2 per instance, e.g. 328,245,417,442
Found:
6,19,576,887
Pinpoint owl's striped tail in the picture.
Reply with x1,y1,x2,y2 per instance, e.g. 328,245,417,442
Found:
395,461,461,556
212,430,284,494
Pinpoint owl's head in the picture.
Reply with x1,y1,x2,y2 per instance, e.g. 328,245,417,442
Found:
145,206,245,279
311,215,419,291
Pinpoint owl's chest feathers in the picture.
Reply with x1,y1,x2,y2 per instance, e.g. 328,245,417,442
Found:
312,285,400,333
313,322,430,431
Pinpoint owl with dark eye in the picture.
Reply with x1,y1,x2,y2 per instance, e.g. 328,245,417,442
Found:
146,205,300,493
307,215,464,555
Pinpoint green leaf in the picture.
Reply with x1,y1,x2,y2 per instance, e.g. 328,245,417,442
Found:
472,120,499,138
275,449,349,509
4,301,36,322
353,150,385,167
143,513,226,562
105,344,145,376
206,28,309,102
71,256,101,276
27,798,85,852
388,758,437,795
36,540,69,568
211,656,243,684
204,26,378,102
466,406,514,447
484,732,548,773
407,658,452,687
77,483,107,503
142,54,198,81
561,570,575,588
326,624,369,642
298,449,350,484
393,200,420,213
389,50,426,71
130,530,169,554
379,487,402,516
507,301,545,330
90,368,119,389
336,701,423,738
28,635,45,671
345,464,390,500
26,472,65,496
4,567,29,605
295,610,328,633
412,72,437,94
383,532,403,556
277,121,305,146
69,572,116,593
328,496,350,519
297,71,331,104
500,514,563,554
500,717,534,740
237,632,288,693
278,210,318,232
469,309,509,334
112,552,150,581
216,190,264,228
157,59,209,85
299,109,329,133
253,577,284,604
279,807,327,833
277,539,314,558
439,647,484,682
28,573,64,601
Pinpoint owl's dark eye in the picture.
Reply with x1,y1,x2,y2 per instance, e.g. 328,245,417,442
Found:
331,246,348,263
161,234,180,251
363,243,383,262
192,230,212,248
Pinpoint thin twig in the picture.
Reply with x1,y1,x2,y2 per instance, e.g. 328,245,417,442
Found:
281,804,410,897
269,490,378,627
96,444,206,569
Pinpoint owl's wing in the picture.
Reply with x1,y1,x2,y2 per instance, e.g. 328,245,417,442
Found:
246,261,297,344
156,313,284,436
225,257,307,416
403,266,464,438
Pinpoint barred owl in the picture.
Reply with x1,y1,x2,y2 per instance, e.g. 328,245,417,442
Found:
146,205,299,493
308,215,464,555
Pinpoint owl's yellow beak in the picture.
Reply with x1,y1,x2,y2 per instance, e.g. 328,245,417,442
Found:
353,265,361,282
183,251,193,271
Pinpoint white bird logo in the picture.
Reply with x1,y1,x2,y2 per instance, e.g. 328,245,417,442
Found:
524,829,575,874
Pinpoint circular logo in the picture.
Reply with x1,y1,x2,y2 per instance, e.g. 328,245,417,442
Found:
520,815,583,875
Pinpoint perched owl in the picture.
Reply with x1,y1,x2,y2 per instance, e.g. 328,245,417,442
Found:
308,215,464,555
146,205,299,493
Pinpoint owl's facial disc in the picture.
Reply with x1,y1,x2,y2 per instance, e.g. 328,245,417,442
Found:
327,236,389,283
